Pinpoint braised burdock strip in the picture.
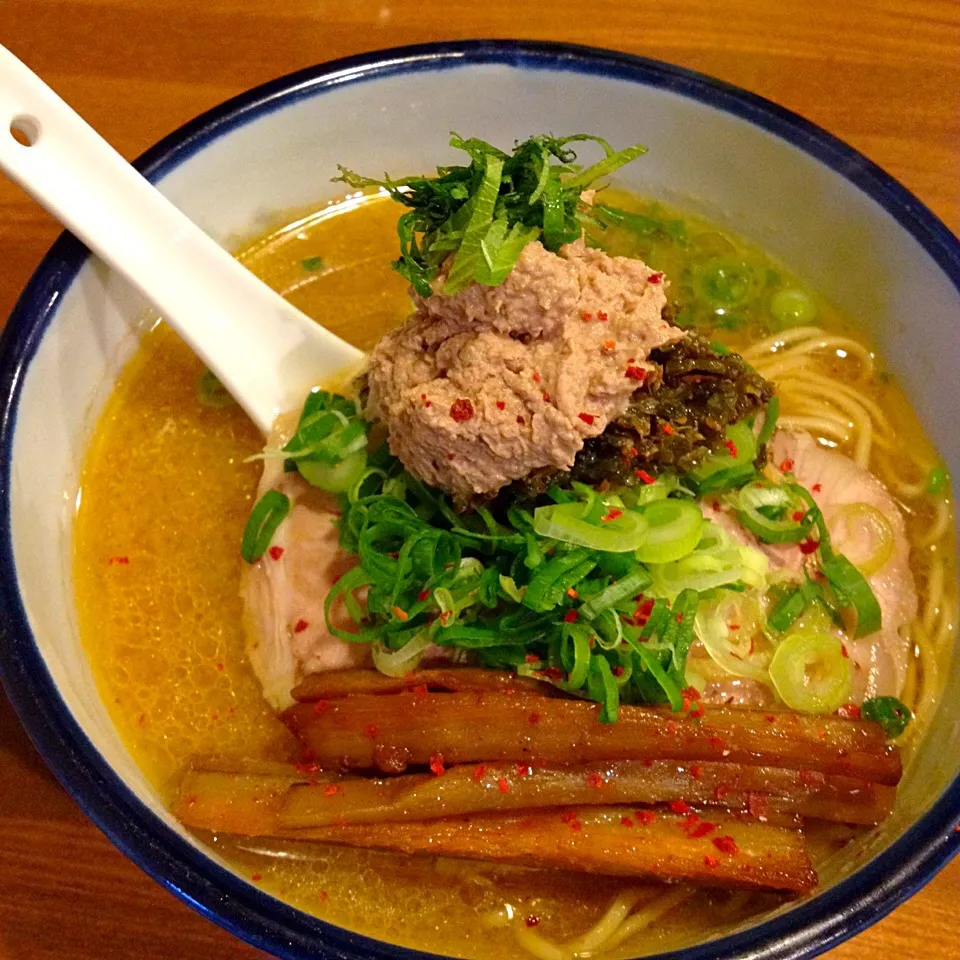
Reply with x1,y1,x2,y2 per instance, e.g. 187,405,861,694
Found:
299,808,816,893
291,668,557,701
277,760,894,829
282,694,902,784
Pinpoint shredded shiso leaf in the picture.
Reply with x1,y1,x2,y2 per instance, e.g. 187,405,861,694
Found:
333,133,647,296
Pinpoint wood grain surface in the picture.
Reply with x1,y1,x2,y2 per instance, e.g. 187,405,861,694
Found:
1,2,958,958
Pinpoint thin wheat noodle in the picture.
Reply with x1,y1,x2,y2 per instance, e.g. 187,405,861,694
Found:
921,559,945,634
598,887,694,954
778,415,851,443
917,499,953,549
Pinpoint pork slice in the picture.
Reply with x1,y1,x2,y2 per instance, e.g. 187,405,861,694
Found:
698,432,916,703
242,459,370,711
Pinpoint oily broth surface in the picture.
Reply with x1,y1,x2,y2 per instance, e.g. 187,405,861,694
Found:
75,192,950,958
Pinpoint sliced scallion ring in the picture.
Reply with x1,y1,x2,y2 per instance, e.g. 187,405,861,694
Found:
769,631,852,714
823,502,894,576
298,449,368,494
735,480,813,544
533,502,649,552
634,499,704,564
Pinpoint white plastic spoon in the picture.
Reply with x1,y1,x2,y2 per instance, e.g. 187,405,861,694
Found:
0,45,365,433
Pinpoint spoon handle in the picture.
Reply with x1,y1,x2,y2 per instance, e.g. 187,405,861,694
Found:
0,45,364,433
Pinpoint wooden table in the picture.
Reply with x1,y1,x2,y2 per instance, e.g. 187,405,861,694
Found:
1,2,958,957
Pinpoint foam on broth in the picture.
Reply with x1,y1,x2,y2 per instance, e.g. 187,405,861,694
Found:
73,192,954,958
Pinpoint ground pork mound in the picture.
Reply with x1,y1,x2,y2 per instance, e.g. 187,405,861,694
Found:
367,238,684,500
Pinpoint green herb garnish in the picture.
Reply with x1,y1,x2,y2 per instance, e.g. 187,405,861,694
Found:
334,133,647,296
301,256,325,271
241,490,291,564
197,369,234,408
862,696,912,738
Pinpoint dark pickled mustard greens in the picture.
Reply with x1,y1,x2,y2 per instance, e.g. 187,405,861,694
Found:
504,335,774,501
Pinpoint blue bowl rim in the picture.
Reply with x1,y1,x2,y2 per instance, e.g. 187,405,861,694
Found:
0,37,958,960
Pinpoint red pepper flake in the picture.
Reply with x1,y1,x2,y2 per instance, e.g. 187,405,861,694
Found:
472,764,487,782
362,723,380,740
601,509,623,523
648,271,664,284
524,653,540,664
493,400,505,412
528,712,541,725
764,713,777,724
713,835,740,856
517,415,526,425
725,439,739,458
429,754,446,777
780,458,794,473
628,446,639,458
392,605,409,622
669,800,693,815
666,720,679,736
586,772,606,789
561,810,579,823
747,793,770,822
621,816,634,827
417,589,430,602
251,874,263,883
635,810,656,825
566,588,578,599
792,510,806,522
596,310,608,322
541,666,564,681
703,855,719,869
709,735,727,752
323,784,340,797
690,701,704,719
293,619,310,634
812,483,822,493
318,890,329,902
578,412,596,425
581,311,593,321
662,422,675,436
837,703,862,720
312,699,330,716
533,371,542,383
625,365,647,381
818,729,828,739
715,784,731,801
603,339,616,351
268,545,285,561
690,765,703,779
564,609,579,623
689,820,717,838
498,776,510,793
525,916,540,928
424,399,432,408
542,391,551,402
840,644,850,659
516,763,532,777
450,398,474,422
137,713,146,726
412,683,429,696
635,469,655,484
611,666,624,677
799,538,819,555
215,662,225,673
108,555,129,565
676,612,685,623
294,761,321,774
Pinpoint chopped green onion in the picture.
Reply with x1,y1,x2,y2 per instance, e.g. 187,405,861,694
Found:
197,369,235,408
925,465,948,495
756,396,780,448
686,420,757,494
301,256,325,271
523,548,597,612
769,631,852,714
825,502,894,576
770,288,817,327
579,570,651,620
533,502,649,552
298,449,368,494
820,554,882,637
241,490,291,563
587,654,620,723
735,480,813,544
767,585,807,633
634,499,703,564
372,630,433,677
862,696,912,738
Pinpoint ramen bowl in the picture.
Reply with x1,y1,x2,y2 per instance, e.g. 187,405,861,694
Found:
1,39,959,960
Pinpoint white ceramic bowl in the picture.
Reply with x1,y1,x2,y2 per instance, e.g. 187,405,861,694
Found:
1,40,959,960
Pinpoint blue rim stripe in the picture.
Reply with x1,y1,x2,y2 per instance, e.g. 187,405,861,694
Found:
0,39,958,960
